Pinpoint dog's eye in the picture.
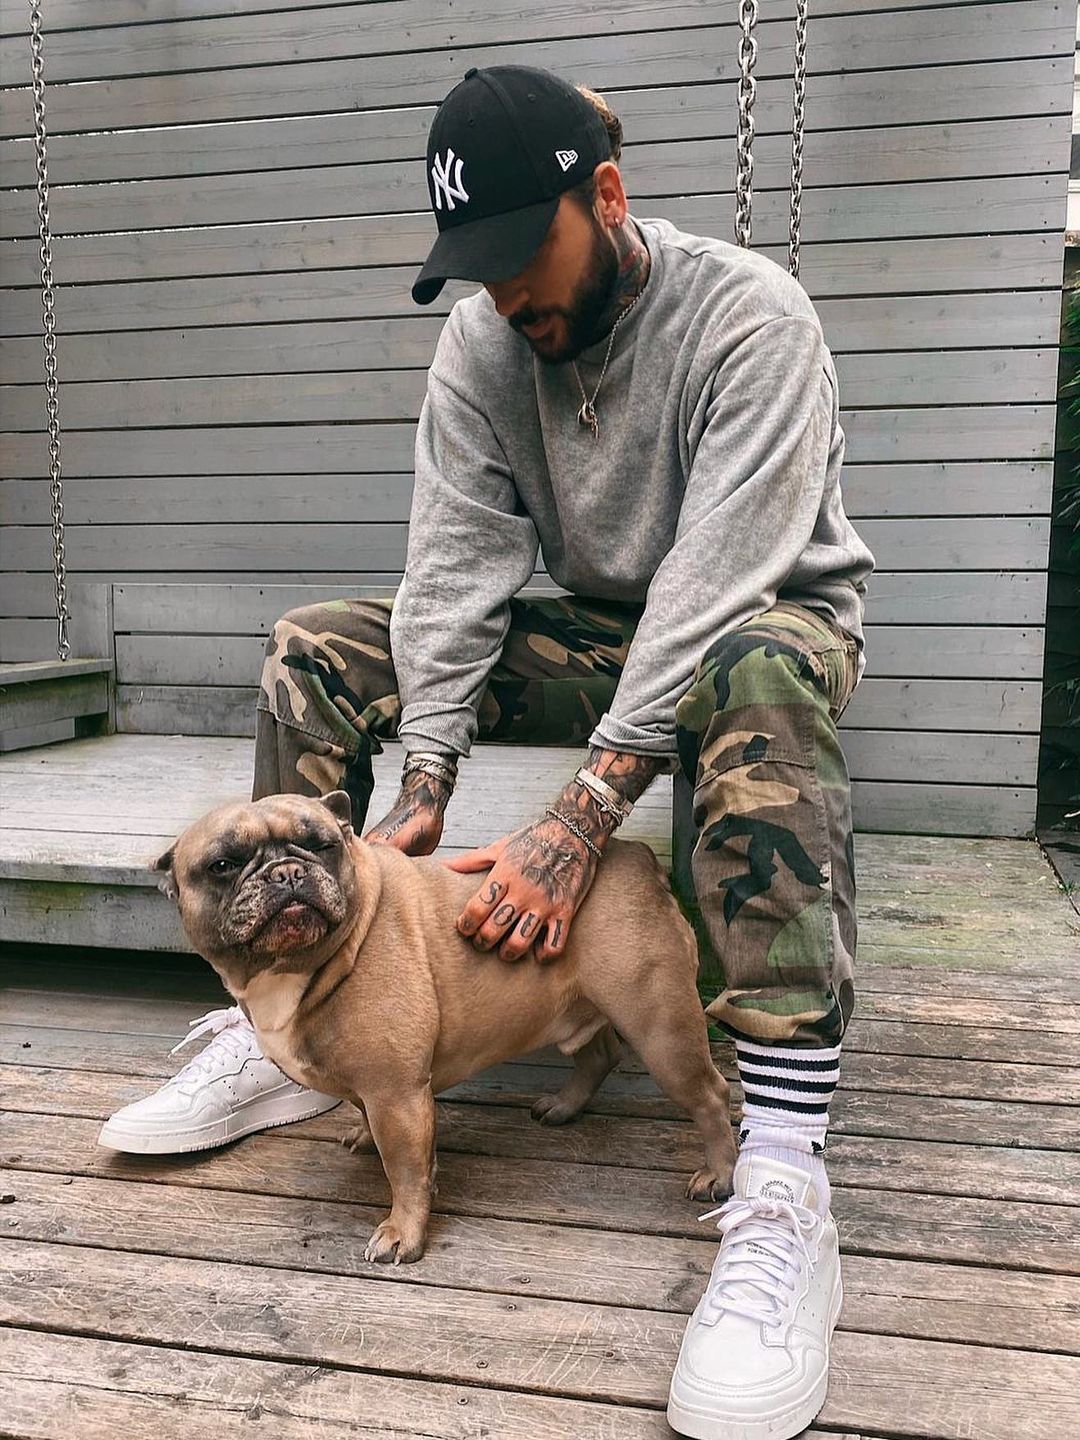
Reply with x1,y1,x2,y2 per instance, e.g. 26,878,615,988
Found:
207,857,241,876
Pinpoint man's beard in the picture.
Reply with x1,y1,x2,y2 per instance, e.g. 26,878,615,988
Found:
511,214,620,367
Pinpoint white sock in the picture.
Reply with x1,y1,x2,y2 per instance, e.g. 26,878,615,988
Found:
735,1039,841,1215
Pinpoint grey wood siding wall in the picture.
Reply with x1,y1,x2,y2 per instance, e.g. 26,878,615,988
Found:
0,0,1073,837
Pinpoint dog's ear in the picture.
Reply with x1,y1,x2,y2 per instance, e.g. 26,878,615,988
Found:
152,845,179,902
320,789,354,835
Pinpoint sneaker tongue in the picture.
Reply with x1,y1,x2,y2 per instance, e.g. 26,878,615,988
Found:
736,1151,816,1212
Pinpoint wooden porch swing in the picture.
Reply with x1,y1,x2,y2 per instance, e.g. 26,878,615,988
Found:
0,0,113,749
1,0,809,954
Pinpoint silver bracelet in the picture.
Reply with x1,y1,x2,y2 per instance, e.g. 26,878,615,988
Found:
403,752,458,792
573,766,633,825
543,806,603,859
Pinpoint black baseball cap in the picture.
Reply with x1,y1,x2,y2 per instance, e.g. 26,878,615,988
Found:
411,65,613,306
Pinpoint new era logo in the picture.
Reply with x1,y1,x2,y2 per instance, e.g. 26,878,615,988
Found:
431,148,469,211
555,149,578,172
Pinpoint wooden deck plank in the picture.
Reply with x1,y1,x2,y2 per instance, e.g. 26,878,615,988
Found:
5,981,1077,1035
0,1325,888,1440
2,1239,1078,1440
6,1022,1079,1099
2,758,1076,1436
7,1007,1079,1069
5,1054,1079,1151
4,1104,1077,1228
3,1166,1078,1352
0,1325,678,1440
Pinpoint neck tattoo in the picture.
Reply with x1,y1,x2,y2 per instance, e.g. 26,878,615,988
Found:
589,217,652,343
573,218,652,441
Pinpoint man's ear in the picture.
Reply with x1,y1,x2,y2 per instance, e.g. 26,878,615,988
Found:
152,846,179,902
320,789,354,835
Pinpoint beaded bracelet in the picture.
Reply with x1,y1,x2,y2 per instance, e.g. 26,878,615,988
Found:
543,806,603,858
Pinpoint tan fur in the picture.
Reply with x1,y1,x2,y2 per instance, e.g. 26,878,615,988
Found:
156,791,737,1263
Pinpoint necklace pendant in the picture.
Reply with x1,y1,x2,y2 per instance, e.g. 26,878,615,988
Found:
577,400,599,440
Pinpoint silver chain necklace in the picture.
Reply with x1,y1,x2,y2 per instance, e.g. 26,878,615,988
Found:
571,286,645,441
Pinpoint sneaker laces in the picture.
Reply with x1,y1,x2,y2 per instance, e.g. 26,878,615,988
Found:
697,1195,823,1326
167,1004,257,1091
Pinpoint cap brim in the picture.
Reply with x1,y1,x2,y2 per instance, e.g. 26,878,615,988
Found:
411,196,560,305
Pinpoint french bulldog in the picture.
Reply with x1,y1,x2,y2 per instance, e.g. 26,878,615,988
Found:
153,790,737,1263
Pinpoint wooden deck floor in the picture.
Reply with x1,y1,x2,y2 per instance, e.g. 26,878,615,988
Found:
2,737,1080,1437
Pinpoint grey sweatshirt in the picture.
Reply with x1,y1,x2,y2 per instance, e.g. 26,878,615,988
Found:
390,214,875,760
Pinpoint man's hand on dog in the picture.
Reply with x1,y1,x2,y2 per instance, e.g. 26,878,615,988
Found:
443,811,606,963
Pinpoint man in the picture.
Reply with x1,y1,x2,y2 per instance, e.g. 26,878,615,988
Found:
100,66,874,1440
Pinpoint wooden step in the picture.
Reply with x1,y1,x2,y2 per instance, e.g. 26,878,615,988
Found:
0,733,674,951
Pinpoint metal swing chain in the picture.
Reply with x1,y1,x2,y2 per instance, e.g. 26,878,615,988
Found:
788,0,809,278
733,0,758,250
734,0,809,281
29,0,71,660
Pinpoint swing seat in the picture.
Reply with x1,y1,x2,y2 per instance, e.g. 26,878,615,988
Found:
0,659,114,747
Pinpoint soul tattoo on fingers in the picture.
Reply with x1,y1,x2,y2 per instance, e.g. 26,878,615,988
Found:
538,917,564,961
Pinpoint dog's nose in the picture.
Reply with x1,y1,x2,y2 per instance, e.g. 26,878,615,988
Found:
267,860,306,889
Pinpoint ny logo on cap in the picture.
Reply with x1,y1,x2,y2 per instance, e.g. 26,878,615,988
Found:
431,148,470,211
555,149,579,172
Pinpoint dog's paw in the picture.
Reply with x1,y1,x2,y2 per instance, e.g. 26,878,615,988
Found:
686,1167,733,1203
364,1217,425,1265
531,1092,582,1126
340,1121,375,1154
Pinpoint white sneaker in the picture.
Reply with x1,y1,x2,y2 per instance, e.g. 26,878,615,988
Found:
667,1150,843,1440
97,1003,342,1154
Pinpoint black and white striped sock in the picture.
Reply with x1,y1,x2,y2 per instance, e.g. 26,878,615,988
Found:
734,1038,841,1156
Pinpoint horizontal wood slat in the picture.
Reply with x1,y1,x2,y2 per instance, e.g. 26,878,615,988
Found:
96,626,1044,691
0,64,1068,186
0,463,1054,525
0,228,1061,294
0,0,1008,34
4,118,1067,241
91,677,1042,736
0,373,1062,433
0,4,1069,139
1,284,1061,350
0,336,1062,408
0,412,1059,478
0,517,1052,574
0,570,1046,628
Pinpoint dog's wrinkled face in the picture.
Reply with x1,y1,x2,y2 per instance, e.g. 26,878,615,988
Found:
153,790,360,977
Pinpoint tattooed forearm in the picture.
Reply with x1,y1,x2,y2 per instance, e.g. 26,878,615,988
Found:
400,770,453,813
585,746,666,804
365,768,453,853
548,746,666,847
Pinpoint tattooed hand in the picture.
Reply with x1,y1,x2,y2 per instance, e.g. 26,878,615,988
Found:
363,770,452,857
441,745,666,963
443,814,601,964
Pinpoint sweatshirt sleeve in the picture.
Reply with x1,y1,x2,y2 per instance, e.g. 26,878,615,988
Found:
390,309,540,760
589,314,835,757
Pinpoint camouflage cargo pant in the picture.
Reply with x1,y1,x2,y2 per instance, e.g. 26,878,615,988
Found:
253,593,860,1049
